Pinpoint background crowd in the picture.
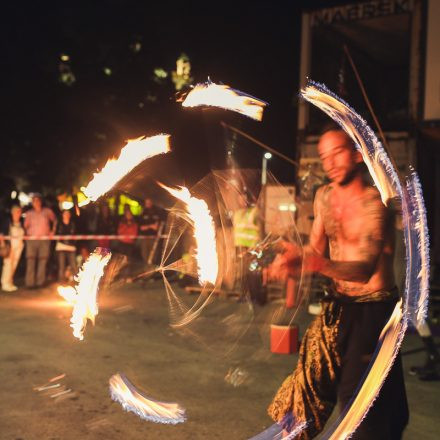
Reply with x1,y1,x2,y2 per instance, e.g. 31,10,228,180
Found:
0,194,166,292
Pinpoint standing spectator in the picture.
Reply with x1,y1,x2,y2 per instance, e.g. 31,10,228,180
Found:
24,194,57,288
232,195,265,304
55,209,77,282
1,205,25,292
138,198,163,266
117,205,138,259
96,202,116,249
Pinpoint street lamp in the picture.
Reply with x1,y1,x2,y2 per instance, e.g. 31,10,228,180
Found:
262,152,272,185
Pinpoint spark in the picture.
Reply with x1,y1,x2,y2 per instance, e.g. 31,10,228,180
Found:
181,80,267,121
81,135,171,202
109,373,186,424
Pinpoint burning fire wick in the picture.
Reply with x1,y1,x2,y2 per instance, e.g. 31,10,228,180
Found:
158,183,218,285
81,134,171,203
58,247,111,340
180,80,267,121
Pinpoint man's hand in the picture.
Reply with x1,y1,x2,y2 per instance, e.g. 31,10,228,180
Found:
302,251,325,274
140,223,158,232
267,242,302,282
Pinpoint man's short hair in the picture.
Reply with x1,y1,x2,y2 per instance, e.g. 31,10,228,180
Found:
320,121,342,136
320,122,356,151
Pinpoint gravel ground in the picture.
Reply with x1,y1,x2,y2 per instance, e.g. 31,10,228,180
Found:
0,280,438,439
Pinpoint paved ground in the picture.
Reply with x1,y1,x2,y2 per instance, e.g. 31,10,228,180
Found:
0,279,439,440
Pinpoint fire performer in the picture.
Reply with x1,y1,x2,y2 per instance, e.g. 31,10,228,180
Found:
268,127,408,439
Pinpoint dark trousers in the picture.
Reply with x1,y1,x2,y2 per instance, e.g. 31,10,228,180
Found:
337,300,409,440
25,240,51,287
140,236,156,265
57,250,77,282
268,298,409,439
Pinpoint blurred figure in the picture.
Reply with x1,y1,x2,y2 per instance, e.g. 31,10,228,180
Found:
138,198,163,266
232,192,265,305
117,205,138,259
24,194,57,288
96,202,116,249
1,205,24,292
409,319,440,381
55,210,77,282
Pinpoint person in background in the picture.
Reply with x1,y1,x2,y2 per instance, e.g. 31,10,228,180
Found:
138,197,163,266
55,209,77,282
24,194,57,288
232,192,265,304
117,205,138,259
96,202,116,249
1,205,25,292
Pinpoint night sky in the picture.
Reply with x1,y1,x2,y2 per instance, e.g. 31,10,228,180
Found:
1,0,346,197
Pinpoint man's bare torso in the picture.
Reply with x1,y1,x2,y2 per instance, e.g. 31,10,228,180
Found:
315,183,395,296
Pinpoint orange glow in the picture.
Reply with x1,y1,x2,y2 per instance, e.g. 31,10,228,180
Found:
181,81,266,121
68,248,111,340
57,285,77,305
160,184,218,285
81,135,171,202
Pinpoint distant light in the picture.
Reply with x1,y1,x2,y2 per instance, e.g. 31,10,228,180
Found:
154,68,168,79
172,53,193,91
278,203,296,212
103,67,112,76
138,102,144,108
18,192,32,206
11,190,17,199
60,54,70,62
264,152,272,160
130,41,142,53
61,201,74,210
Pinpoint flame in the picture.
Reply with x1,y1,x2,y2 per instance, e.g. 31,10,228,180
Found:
68,248,111,340
57,285,77,305
109,373,186,424
81,135,171,202
181,81,267,121
160,184,218,285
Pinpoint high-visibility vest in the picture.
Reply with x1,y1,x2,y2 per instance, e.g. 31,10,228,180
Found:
233,207,260,248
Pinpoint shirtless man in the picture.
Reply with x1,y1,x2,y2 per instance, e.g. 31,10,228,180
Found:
267,129,408,439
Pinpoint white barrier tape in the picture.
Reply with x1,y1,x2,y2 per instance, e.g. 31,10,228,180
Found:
0,234,169,241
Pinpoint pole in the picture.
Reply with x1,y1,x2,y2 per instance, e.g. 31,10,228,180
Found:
262,156,268,186
220,121,300,168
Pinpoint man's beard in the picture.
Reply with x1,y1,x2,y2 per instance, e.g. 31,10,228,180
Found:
337,163,363,186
